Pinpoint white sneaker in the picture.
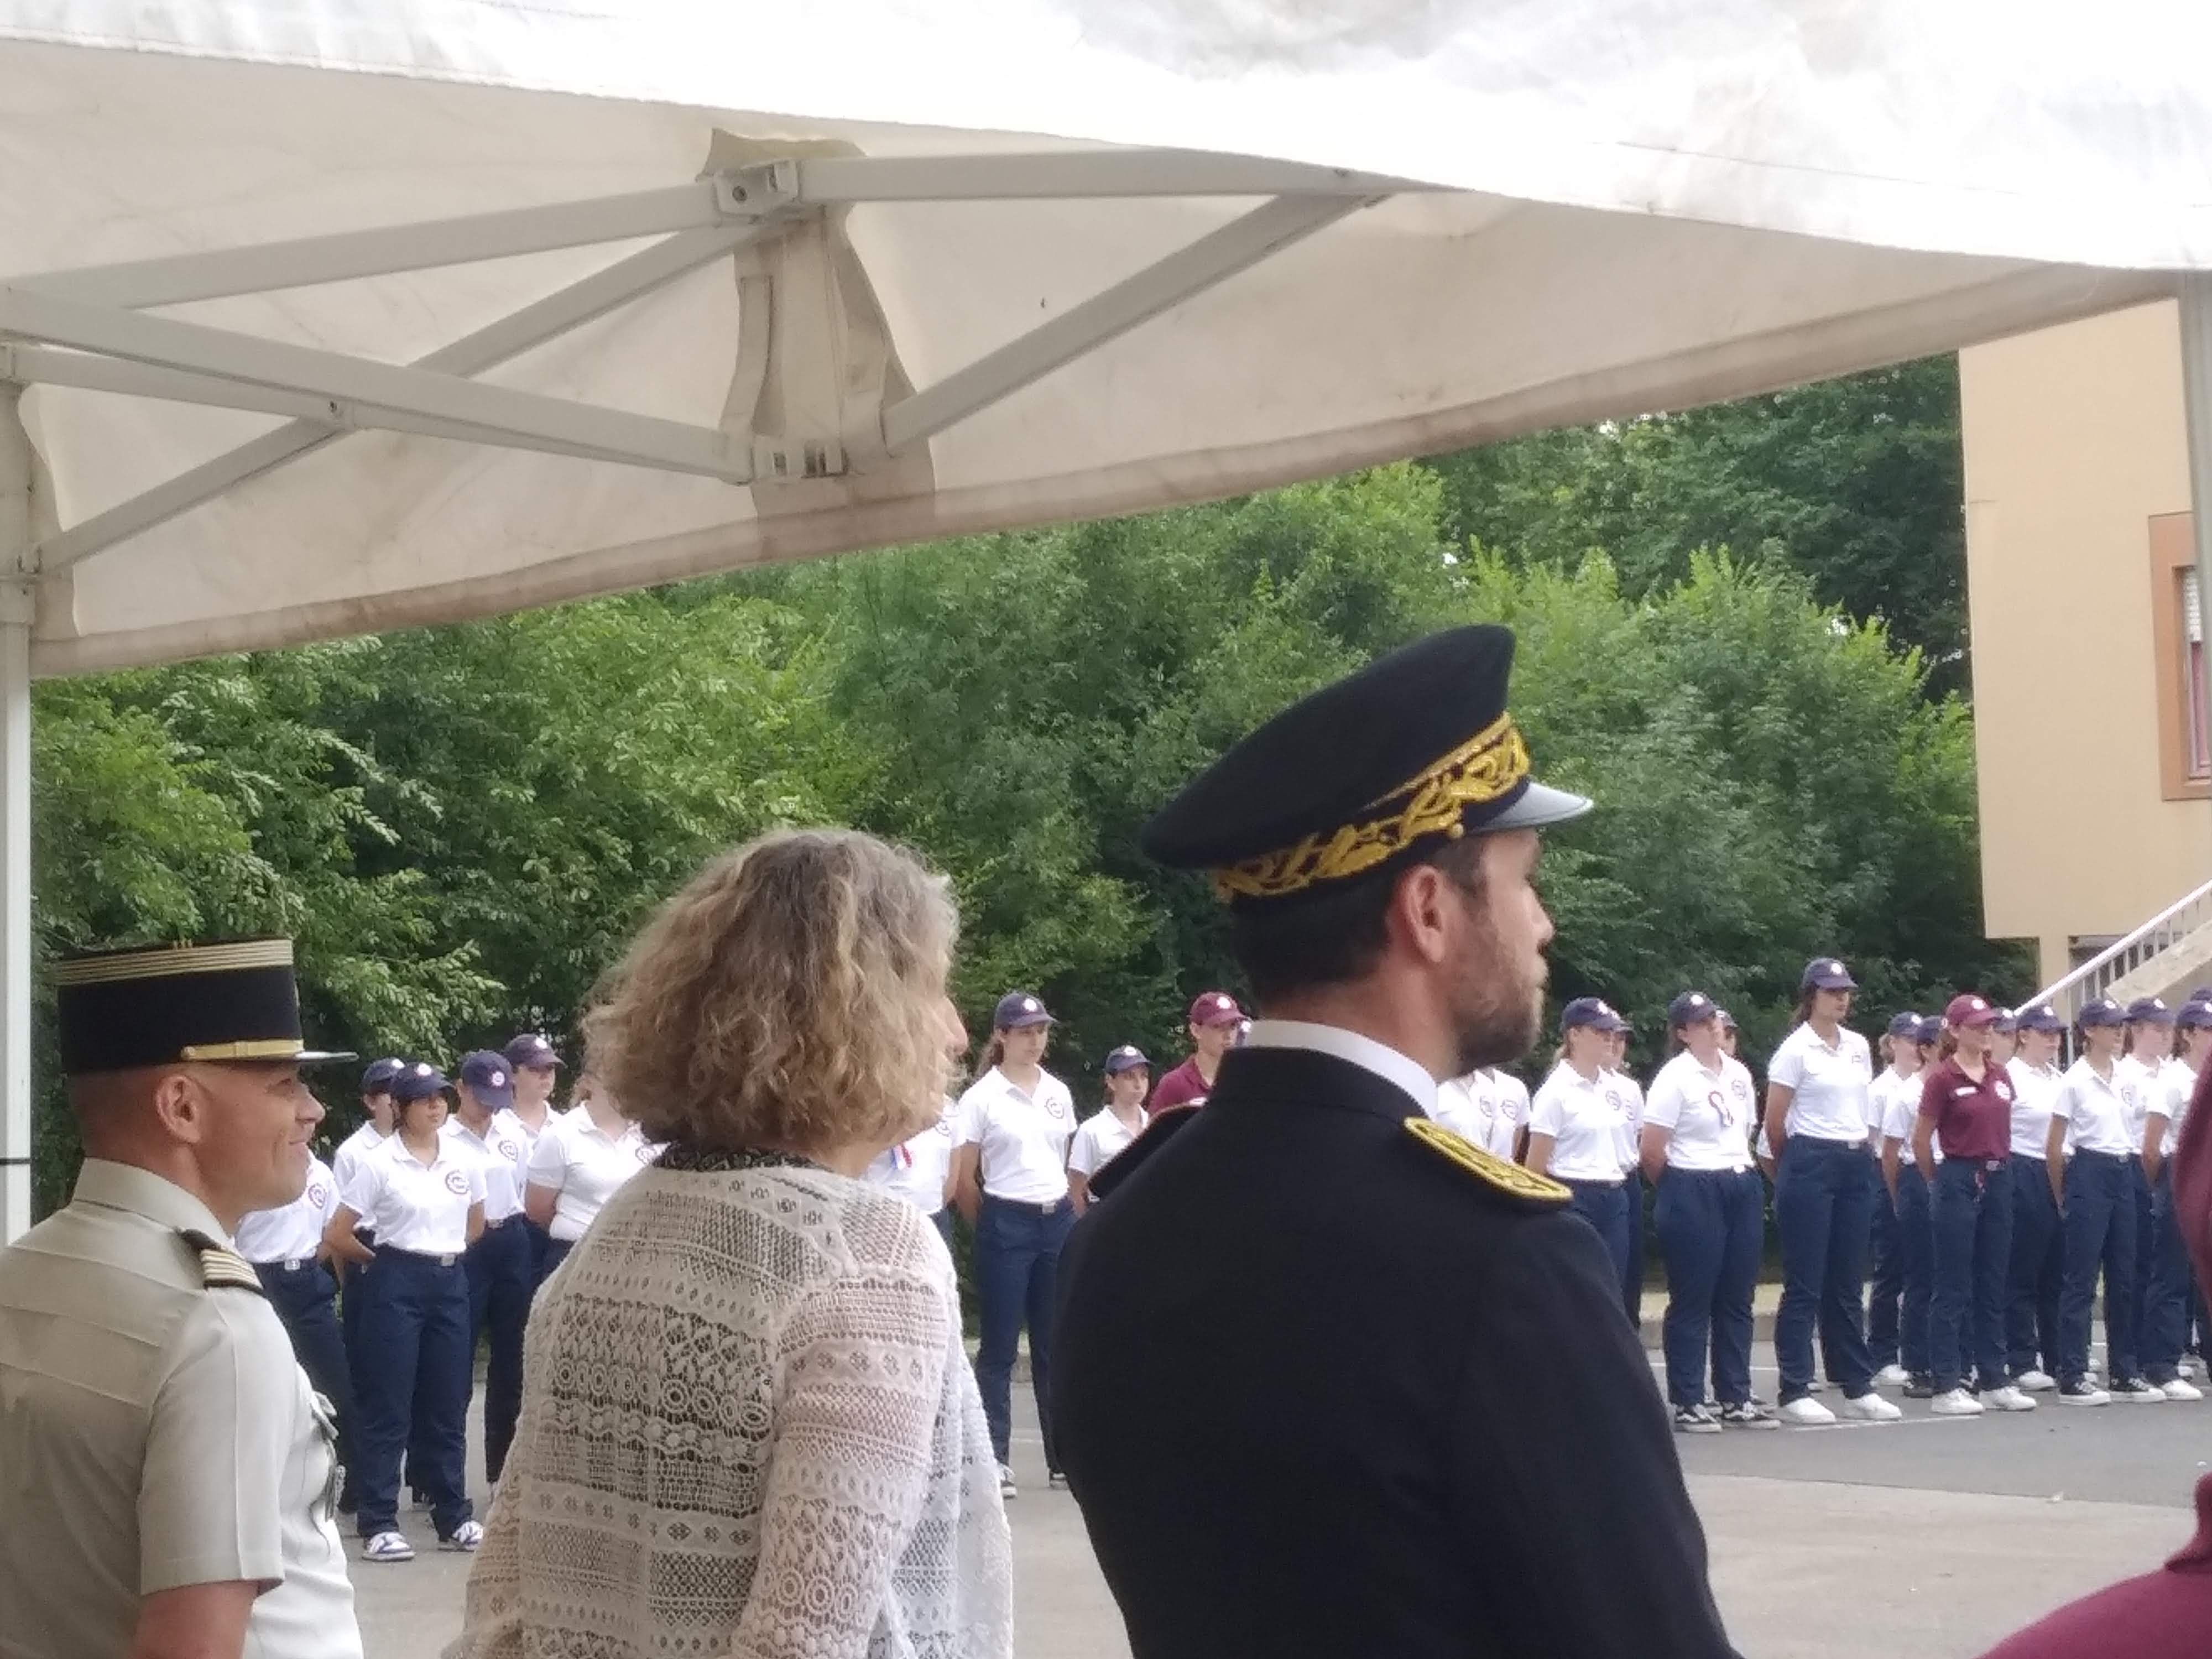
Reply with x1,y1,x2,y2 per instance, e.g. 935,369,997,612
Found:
1840,1390,1903,1422
1778,1396,1837,1426
362,1531,414,1563
1930,1387,1986,1416
1985,1385,2038,1412
2161,1378,2205,1402
998,1464,1017,1499
1806,1378,1828,1394
1873,1363,1910,1387
2180,1358,2200,1379
439,1520,484,1552
2016,1369,2057,1392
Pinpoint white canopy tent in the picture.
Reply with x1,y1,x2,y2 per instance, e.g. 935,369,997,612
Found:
6,0,2212,1236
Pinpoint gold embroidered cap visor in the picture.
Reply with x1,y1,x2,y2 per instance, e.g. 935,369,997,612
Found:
1138,624,1592,907
53,937,356,1074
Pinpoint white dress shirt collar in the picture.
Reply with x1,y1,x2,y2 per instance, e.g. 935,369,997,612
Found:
1239,1019,1438,1114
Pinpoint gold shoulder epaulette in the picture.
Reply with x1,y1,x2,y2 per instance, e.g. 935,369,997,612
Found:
1404,1117,1571,1207
180,1229,267,1296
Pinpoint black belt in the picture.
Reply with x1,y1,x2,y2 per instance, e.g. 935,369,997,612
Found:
380,1245,463,1267
982,1193,1069,1217
481,1213,525,1232
253,1255,323,1274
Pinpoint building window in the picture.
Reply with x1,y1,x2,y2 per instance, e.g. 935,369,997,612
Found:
2150,513,2211,801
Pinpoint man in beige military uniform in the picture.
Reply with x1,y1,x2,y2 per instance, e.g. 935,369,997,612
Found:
0,938,364,1659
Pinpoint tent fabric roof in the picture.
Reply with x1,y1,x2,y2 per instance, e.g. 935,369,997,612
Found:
2,2,2205,674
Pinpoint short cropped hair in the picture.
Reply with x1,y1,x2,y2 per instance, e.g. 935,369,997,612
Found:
587,829,957,1153
1230,834,1484,1006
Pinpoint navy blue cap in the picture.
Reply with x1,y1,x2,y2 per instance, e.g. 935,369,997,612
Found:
1715,1007,1737,1030
1561,997,1630,1035
1667,990,1720,1029
457,1048,516,1110
2077,997,2126,1029
993,991,1054,1030
1914,1016,1945,1046
1886,1011,1924,1039
504,1032,562,1070
1801,957,1858,993
2125,996,2177,1025
2013,1004,2064,1033
361,1056,405,1095
391,1060,450,1103
1103,1045,1151,1074
1991,1011,2019,1035
2179,999,2212,1030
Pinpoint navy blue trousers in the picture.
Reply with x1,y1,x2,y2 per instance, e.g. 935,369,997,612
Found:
464,1216,535,1485
2058,1151,2138,1385
2142,1166,2201,1383
1868,1179,1904,1370
353,1248,473,1539
1653,1167,1763,1408
536,1233,575,1286
974,1194,1074,1470
1773,1136,1877,1401
2006,1152,2064,1378
1624,1173,1648,1326
1930,1159,2013,1393
1561,1178,1635,1318
254,1259,357,1483
1892,1165,1935,1377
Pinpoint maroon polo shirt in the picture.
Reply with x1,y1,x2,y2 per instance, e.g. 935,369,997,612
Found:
1148,1056,1218,1113
1918,1056,2015,1161
1978,1473,2212,1657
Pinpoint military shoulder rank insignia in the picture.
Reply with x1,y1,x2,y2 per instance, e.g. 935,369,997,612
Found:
180,1229,268,1295
1403,1117,1570,1207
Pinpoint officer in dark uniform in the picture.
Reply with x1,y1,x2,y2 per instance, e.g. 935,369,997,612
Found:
1055,625,1740,1658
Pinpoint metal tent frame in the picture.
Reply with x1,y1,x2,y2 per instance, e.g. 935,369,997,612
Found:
0,149,1400,1236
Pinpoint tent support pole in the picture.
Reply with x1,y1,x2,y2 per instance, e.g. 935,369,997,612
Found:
2179,276,2212,864
0,384,32,1243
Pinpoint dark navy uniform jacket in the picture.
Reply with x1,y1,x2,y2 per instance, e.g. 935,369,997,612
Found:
1052,1044,1740,1659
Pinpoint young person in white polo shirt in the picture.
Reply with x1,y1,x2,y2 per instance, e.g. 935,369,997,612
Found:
1527,999,1639,1312
525,1070,656,1274
1432,1065,1524,1160
324,1062,487,1562
1875,1015,1943,1397
1865,1011,1929,1389
236,1154,358,1501
1641,990,1772,1433
2006,1004,2069,1392
2141,998,2212,1399
444,1050,535,1488
2117,999,2179,1399
953,991,1077,1498
1067,1046,1150,1211
1761,957,1901,1427
2048,999,2144,1405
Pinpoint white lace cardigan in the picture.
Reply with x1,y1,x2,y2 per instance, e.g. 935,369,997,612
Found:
447,1152,1013,1659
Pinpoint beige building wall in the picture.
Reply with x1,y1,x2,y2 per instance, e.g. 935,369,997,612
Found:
1960,300,2212,990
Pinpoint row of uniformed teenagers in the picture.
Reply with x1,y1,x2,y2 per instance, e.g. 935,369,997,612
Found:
232,1036,654,1565
1427,958,2209,1436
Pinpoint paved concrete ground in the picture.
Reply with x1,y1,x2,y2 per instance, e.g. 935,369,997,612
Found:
354,1355,2209,1658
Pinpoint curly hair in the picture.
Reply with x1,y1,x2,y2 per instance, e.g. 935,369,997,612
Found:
586,829,957,1154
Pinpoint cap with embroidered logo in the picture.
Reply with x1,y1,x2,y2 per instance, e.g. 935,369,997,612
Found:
457,1049,517,1110
1667,991,1720,1029
1801,957,1858,993
361,1056,406,1095
392,1061,451,1103
2125,996,2177,1025
1188,991,1245,1028
1561,997,1630,1035
993,992,1055,1030
1103,1045,1152,1075
2013,1004,2065,1034
504,1032,562,1071
1943,994,2000,1030
1886,1011,1925,1039
2077,997,2126,1029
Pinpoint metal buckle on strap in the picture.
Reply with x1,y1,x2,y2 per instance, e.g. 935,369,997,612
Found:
283,1256,309,1271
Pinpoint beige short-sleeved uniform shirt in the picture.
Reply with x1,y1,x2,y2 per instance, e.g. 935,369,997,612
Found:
0,1159,362,1659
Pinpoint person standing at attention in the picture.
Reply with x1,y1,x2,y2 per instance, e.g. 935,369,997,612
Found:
0,937,362,1659
954,990,1077,1498
2139,996,2212,1400
2005,1004,2069,1394
503,1034,565,1275
333,1056,403,1460
1433,1063,1524,1160
2047,998,2142,1406
1149,990,1246,1113
1526,998,1639,1312
1865,1011,1928,1387
1053,624,1739,1658
445,1050,536,1489
1762,957,1902,1427
1914,995,2037,1416
1642,990,1773,1432
1068,1046,1150,1212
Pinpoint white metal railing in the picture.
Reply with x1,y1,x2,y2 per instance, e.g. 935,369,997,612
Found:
2016,873,2212,1027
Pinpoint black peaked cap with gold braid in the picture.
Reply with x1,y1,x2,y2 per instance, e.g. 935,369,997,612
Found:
54,937,354,1074
1141,625,1592,907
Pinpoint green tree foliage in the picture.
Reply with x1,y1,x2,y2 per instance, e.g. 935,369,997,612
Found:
1423,357,1968,695
28,455,2023,1212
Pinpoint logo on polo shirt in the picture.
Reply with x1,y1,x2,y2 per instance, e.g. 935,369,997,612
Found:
306,1182,327,1207
1047,1097,1066,1120
936,1119,956,1139
443,1170,469,1196
495,1138,521,1164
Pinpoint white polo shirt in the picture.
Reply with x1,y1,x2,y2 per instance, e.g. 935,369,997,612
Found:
2152,1058,2198,1160
958,1065,1077,1204
1874,1068,1942,1167
330,1121,387,1194
339,1134,485,1256
1066,1106,1144,1180
2053,1058,2133,1157
234,1155,343,1265
1767,1022,1874,1144
444,1109,530,1224
1643,1052,1756,1173
1528,1062,1635,1182
526,1107,658,1239
2115,1055,2166,1154
1605,1066,1646,1138
2006,1056,2065,1161
1432,1071,1522,1160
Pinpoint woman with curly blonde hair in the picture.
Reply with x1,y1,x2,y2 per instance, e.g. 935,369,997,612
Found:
449,828,1011,1659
